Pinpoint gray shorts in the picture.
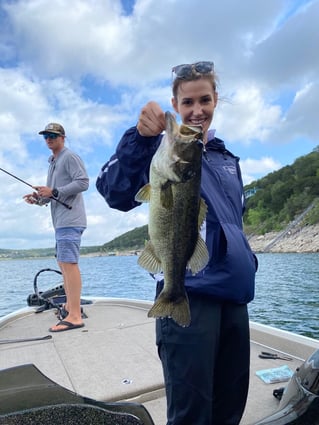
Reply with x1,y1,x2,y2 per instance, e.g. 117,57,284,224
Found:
55,227,85,263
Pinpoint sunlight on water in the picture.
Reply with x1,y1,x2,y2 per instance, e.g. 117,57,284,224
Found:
0,253,318,339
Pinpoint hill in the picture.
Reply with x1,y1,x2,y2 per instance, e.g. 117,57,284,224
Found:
243,146,319,234
101,225,148,253
0,244,108,260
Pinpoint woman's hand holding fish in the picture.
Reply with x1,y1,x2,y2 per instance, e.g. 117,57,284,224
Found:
137,101,166,137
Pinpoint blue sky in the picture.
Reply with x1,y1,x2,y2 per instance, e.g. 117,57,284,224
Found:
0,0,318,249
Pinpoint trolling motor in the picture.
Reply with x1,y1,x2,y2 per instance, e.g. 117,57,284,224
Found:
27,268,92,315
27,268,65,313
254,348,319,424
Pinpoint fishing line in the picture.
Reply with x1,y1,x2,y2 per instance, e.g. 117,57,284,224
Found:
0,167,72,209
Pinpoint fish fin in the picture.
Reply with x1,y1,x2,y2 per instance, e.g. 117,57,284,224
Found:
147,290,191,327
135,184,151,203
198,197,207,229
187,235,209,274
160,183,174,209
138,240,162,273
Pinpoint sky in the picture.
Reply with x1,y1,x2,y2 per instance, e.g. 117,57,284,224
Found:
0,0,318,250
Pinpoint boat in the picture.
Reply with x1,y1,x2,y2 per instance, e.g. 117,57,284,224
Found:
0,268,318,424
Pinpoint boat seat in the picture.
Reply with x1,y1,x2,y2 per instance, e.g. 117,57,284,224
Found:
0,364,155,425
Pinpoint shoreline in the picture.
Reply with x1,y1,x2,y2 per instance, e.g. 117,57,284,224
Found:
247,223,319,253
1,224,318,260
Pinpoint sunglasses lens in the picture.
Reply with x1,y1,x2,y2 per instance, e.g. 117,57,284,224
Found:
172,64,192,79
43,133,59,140
172,61,214,79
194,61,214,73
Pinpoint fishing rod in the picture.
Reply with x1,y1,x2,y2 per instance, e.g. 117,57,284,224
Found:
0,167,72,210
0,335,52,345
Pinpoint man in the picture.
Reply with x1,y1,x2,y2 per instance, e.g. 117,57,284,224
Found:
24,123,89,332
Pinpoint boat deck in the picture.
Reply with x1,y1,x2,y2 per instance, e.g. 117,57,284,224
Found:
0,299,318,424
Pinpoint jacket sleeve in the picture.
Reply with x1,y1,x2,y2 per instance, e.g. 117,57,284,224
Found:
96,126,161,211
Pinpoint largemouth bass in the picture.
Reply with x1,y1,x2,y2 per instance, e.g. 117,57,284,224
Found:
135,111,209,327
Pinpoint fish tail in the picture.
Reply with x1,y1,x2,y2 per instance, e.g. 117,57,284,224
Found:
147,291,191,327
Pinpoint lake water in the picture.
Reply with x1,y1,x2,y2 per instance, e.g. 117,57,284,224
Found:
0,253,318,339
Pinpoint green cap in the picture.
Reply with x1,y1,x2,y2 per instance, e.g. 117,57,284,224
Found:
39,123,65,136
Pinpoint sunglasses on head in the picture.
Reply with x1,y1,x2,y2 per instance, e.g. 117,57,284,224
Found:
43,133,60,140
172,61,214,80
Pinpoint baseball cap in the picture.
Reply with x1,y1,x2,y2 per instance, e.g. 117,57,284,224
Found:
39,123,65,136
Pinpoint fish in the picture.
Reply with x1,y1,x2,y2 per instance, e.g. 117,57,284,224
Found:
135,111,209,327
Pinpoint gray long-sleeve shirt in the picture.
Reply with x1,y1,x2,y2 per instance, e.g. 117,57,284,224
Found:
46,147,89,229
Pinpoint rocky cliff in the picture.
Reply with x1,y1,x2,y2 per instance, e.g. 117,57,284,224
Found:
247,223,319,253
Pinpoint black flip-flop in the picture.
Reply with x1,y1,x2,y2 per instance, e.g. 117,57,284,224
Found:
49,320,85,333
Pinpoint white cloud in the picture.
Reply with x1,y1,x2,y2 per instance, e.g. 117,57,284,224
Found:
275,81,319,141
214,85,282,144
1,0,294,84
240,156,282,184
248,0,319,88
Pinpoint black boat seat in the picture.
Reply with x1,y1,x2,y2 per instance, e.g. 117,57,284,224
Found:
0,364,155,425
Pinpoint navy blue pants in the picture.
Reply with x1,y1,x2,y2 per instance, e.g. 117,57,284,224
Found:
156,292,250,425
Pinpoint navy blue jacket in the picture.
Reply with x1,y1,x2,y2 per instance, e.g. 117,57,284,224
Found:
97,127,257,304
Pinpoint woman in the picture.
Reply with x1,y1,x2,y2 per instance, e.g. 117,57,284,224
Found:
96,61,257,425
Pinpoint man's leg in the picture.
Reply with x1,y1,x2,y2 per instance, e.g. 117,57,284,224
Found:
59,261,83,324
50,227,84,331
